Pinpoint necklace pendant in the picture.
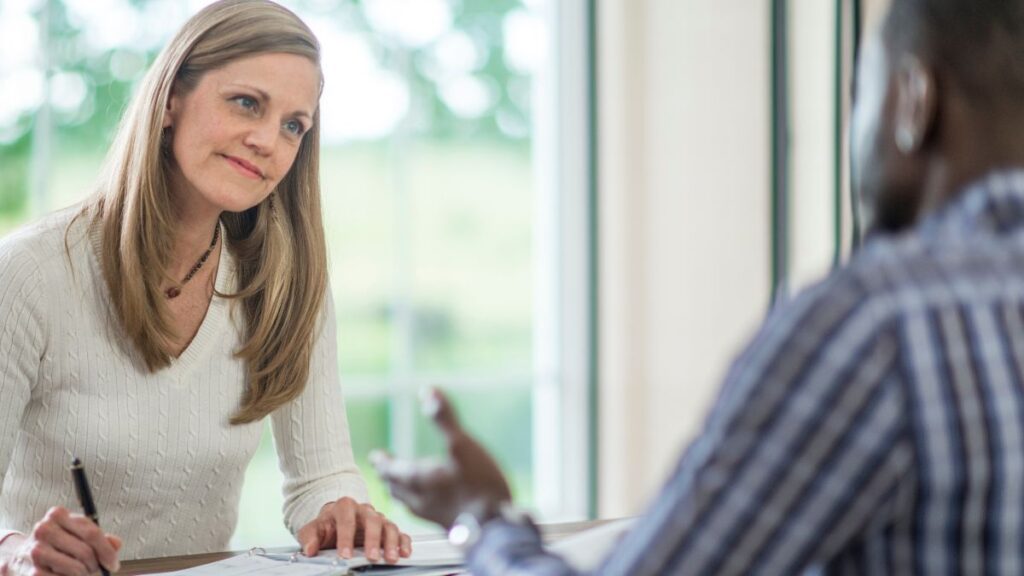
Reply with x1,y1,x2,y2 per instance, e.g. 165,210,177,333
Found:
165,224,219,300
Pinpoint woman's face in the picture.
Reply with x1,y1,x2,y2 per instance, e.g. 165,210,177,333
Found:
164,52,320,215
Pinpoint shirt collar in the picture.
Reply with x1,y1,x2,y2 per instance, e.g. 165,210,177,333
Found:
918,169,1024,240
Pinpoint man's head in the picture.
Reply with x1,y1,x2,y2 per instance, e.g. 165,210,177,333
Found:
852,0,1024,234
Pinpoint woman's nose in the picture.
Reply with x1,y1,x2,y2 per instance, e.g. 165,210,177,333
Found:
243,119,278,155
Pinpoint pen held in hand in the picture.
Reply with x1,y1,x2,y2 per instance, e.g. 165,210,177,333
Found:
71,457,110,576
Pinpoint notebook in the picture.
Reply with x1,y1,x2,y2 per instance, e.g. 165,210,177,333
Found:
149,541,466,576
148,520,636,575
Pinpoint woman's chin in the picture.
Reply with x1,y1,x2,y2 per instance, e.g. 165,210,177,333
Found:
212,194,272,215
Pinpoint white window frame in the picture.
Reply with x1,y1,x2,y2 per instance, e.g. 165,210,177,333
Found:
531,0,593,522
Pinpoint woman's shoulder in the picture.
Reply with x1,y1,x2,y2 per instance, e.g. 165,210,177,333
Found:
0,205,90,282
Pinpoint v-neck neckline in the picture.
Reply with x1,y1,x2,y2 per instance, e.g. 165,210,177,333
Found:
166,235,231,377
86,217,235,382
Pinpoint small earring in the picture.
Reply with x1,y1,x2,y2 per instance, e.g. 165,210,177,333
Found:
896,127,916,154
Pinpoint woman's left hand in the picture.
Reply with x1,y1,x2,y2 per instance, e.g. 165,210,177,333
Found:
296,497,412,564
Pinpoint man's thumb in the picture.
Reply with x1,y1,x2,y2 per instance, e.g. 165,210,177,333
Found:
422,387,462,437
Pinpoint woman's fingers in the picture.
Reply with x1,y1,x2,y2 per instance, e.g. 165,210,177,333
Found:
381,520,402,564
4,507,122,576
22,539,88,576
54,511,120,572
296,521,322,557
303,497,410,565
399,532,412,558
32,507,112,575
32,521,95,574
358,505,384,563
329,498,358,559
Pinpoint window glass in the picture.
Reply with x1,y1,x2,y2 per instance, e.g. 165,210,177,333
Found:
0,0,559,548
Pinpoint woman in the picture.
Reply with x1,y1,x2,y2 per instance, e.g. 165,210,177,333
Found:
0,1,409,573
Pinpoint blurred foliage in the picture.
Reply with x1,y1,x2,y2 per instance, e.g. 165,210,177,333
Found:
0,137,29,214
0,0,535,217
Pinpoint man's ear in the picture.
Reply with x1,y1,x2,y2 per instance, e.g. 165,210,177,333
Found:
893,56,938,154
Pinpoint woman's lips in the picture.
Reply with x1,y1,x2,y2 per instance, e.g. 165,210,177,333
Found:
222,154,263,180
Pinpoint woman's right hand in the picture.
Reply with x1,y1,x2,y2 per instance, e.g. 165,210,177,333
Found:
0,507,121,575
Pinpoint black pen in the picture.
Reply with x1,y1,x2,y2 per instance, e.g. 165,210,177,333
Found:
70,458,110,576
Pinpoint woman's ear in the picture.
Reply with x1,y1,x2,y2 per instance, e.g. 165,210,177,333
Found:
163,91,180,129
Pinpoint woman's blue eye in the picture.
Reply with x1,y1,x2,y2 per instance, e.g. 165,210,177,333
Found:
234,96,258,111
284,120,304,136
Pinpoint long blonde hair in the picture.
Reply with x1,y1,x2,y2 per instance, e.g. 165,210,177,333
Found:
87,0,327,424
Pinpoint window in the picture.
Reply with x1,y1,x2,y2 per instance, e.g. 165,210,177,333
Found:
0,0,592,547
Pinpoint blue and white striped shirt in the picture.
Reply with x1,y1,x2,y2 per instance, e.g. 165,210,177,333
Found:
468,170,1024,575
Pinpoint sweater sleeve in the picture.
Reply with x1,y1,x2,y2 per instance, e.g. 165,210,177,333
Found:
271,291,369,536
0,241,47,537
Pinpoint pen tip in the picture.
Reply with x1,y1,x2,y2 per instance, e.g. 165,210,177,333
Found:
71,457,82,467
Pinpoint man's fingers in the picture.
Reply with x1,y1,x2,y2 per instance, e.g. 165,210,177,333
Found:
372,452,446,490
375,456,455,519
387,482,425,514
370,450,410,485
421,388,462,437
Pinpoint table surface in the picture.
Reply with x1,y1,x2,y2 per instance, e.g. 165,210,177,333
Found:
119,519,611,575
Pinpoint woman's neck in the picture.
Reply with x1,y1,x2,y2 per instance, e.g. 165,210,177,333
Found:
168,219,221,285
167,174,224,279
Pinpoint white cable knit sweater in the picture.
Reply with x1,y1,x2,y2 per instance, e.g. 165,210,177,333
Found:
0,208,368,560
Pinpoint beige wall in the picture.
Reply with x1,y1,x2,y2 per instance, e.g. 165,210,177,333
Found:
596,0,771,516
596,0,848,516
789,0,840,289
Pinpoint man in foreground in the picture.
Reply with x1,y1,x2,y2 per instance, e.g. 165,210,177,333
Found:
374,0,1024,573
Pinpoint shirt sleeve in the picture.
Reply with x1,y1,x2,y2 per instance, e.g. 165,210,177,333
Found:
467,277,914,575
0,241,47,537
271,291,369,536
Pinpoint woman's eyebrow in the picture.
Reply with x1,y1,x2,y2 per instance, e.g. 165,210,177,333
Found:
226,83,312,119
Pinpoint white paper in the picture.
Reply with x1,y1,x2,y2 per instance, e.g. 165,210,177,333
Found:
280,543,463,570
148,554,347,575
548,518,636,571
146,541,465,576
397,538,463,566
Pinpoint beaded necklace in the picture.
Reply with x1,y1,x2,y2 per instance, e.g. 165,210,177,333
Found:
165,224,220,299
